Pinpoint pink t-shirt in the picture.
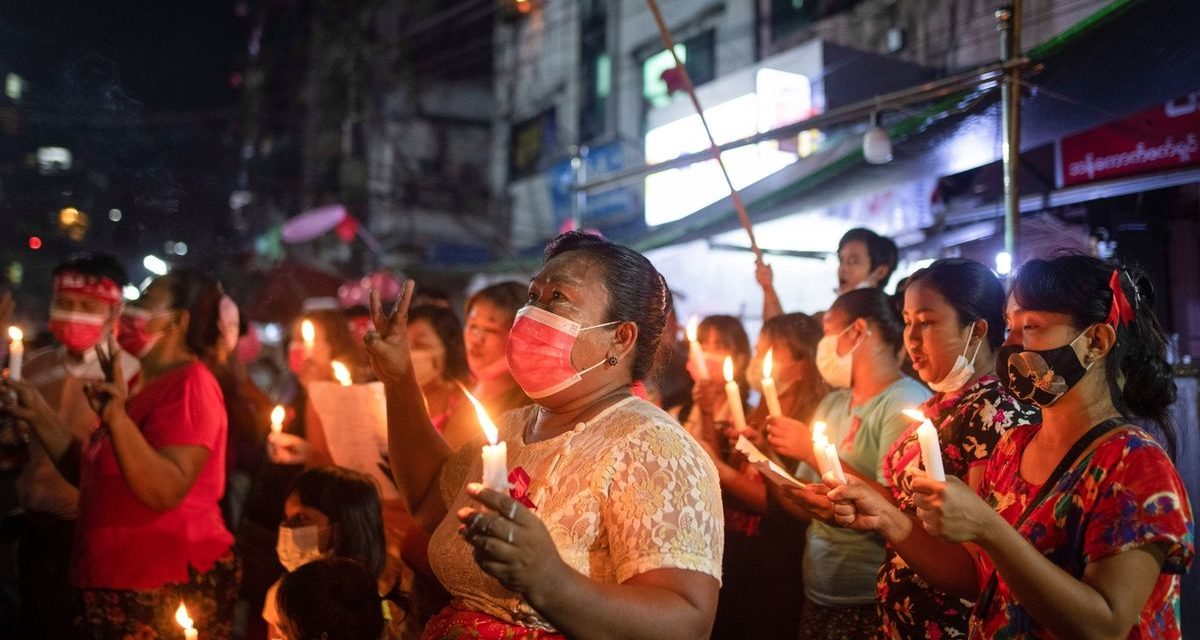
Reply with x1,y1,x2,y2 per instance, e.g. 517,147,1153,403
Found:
74,361,234,589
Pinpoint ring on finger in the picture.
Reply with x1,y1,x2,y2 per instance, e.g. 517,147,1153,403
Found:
507,501,518,520
506,528,513,544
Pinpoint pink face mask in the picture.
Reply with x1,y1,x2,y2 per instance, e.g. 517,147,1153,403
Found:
505,306,619,399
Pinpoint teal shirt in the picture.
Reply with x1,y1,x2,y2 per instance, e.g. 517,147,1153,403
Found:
800,376,931,607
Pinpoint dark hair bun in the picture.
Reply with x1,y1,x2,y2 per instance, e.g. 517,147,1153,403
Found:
1121,352,1176,420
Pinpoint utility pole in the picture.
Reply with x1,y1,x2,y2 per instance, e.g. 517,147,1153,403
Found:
998,1,1023,263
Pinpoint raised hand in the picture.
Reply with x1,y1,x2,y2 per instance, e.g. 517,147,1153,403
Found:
84,337,129,424
826,475,909,539
363,281,416,385
754,261,774,291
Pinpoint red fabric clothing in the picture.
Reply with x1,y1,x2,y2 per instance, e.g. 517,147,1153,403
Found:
423,603,566,639
971,424,1194,639
75,361,234,590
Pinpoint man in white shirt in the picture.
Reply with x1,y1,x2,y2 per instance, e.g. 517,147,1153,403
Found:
15,253,140,638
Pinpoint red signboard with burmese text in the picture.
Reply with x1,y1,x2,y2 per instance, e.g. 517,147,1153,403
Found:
1057,92,1200,187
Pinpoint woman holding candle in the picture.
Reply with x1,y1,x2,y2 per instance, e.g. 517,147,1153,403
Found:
816,259,1039,638
830,255,1194,639
764,288,929,639
365,230,723,639
3,269,239,638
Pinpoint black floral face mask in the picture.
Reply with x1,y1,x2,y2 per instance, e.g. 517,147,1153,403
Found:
996,329,1093,407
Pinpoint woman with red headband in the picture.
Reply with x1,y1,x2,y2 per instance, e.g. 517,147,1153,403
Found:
5,268,238,638
828,254,1193,638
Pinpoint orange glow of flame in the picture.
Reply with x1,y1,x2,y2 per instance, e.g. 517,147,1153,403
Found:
723,356,735,383
902,408,927,422
763,349,774,379
270,405,285,434
174,602,194,630
331,361,352,386
812,420,828,444
7,326,22,343
300,320,315,346
686,315,700,343
459,385,498,444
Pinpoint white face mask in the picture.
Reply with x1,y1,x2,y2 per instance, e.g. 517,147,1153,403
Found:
410,348,444,387
928,329,984,393
815,324,868,389
277,525,328,573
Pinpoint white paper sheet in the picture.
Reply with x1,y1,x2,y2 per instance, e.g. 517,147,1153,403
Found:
306,381,400,500
734,435,806,488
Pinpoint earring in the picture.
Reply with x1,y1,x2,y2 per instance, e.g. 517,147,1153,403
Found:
607,356,619,366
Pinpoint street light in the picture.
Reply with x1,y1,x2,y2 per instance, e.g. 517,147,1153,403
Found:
143,254,168,276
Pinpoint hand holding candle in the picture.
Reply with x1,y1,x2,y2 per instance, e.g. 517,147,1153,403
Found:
761,348,782,418
175,602,198,640
903,409,946,481
722,356,748,433
7,326,23,382
461,386,508,491
686,316,710,380
270,405,285,435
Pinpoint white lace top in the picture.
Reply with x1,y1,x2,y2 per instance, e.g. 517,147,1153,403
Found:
428,397,724,630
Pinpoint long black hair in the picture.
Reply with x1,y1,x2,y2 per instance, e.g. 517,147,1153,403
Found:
830,287,905,353
1011,253,1177,455
543,231,672,381
407,304,470,384
905,258,1007,349
289,466,387,578
276,558,384,640
161,268,224,359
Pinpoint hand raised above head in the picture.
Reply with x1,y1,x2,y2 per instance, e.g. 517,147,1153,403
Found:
363,281,416,384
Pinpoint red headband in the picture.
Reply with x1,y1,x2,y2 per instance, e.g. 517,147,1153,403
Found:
1105,269,1135,328
54,272,122,305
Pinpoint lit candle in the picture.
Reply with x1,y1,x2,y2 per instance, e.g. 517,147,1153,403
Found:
812,420,831,477
761,348,782,418
331,360,352,386
461,386,508,491
175,602,198,640
300,319,315,360
823,439,847,483
7,326,23,382
903,408,946,481
686,316,710,380
723,356,748,433
270,404,285,435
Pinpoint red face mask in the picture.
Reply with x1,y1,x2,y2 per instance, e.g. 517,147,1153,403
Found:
49,309,108,354
117,307,171,357
504,306,619,399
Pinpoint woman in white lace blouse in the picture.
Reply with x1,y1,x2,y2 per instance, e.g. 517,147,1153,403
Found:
364,231,724,639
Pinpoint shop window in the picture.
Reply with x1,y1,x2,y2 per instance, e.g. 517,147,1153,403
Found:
641,29,716,112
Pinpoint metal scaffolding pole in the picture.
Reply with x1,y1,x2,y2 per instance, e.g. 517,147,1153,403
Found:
998,2,1023,262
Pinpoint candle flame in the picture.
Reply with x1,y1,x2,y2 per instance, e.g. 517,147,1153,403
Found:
175,602,194,630
901,408,926,422
459,385,499,445
763,349,774,378
331,361,352,386
301,319,315,346
270,405,285,433
686,315,700,342
812,420,827,444
7,326,22,343
723,356,734,382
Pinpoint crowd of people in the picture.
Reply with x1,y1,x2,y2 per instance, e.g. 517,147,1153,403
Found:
0,226,1193,639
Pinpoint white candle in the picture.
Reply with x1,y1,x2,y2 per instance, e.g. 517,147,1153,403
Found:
270,405,285,435
461,386,508,491
686,316,710,380
175,602,198,640
331,360,353,386
823,441,847,483
904,409,946,481
300,319,315,360
811,421,831,477
7,326,23,382
723,356,748,432
761,349,783,418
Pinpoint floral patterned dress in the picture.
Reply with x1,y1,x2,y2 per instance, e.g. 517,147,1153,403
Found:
971,424,1194,639
878,376,1038,639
